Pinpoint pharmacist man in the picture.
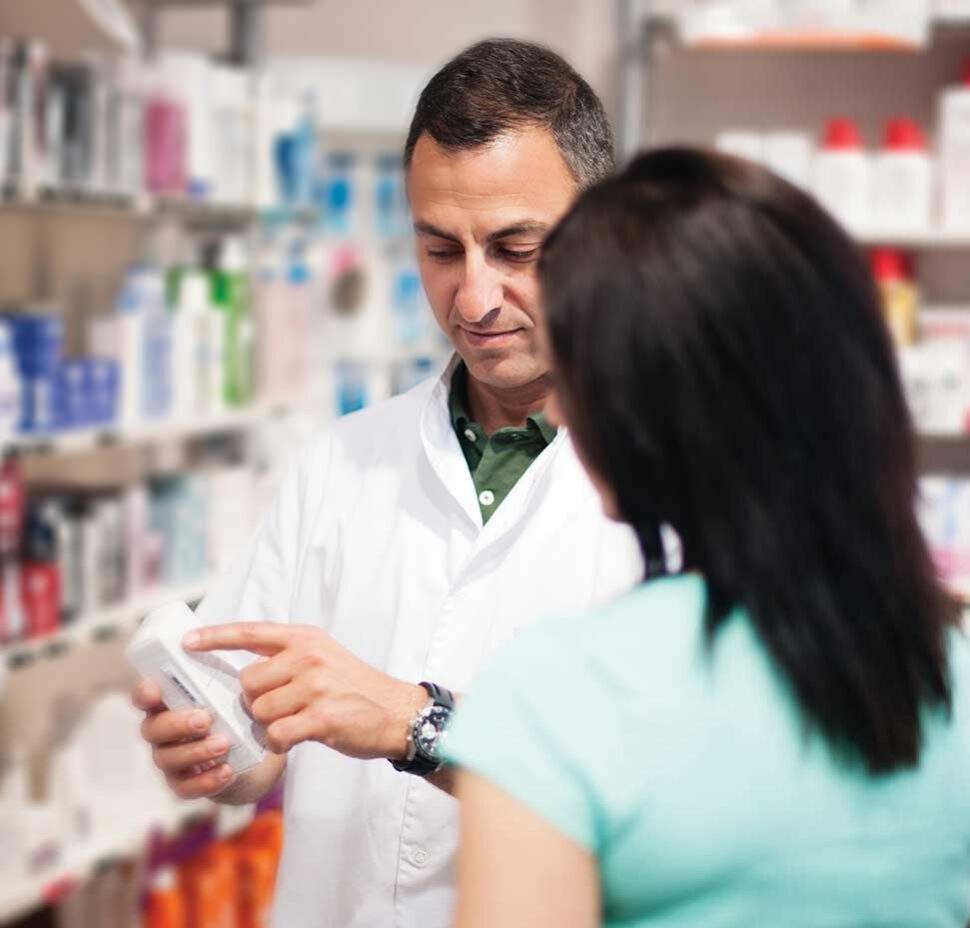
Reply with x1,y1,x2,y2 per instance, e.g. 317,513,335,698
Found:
134,39,641,928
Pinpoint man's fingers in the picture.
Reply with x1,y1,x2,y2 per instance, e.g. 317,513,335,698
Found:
250,682,306,728
152,735,231,776
140,708,212,746
182,622,296,657
167,764,236,800
132,678,163,712
265,710,320,755
240,655,295,700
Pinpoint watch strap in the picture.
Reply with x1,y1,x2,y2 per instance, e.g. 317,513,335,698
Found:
390,681,454,776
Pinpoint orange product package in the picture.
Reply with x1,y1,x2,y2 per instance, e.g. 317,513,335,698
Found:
180,841,238,928
144,867,185,928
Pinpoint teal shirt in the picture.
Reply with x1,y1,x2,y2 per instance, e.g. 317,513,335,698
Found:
449,363,557,524
445,574,970,927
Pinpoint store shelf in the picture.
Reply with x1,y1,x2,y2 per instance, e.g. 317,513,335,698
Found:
0,799,250,924
3,573,215,670
0,0,140,57
0,189,268,228
7,402,291,458
684,32,926,52
853,227,970,250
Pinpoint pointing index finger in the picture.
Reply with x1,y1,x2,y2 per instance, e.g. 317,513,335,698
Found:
182,622,293,657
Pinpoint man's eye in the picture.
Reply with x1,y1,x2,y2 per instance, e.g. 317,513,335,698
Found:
427,248,460,260
498,248,539,262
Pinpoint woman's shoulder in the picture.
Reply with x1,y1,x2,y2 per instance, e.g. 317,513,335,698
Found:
477,573,712,703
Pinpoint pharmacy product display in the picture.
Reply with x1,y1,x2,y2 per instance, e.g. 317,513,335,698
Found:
714,59,970,235
0,41,263,206
0,459,261,649
919,476,970,597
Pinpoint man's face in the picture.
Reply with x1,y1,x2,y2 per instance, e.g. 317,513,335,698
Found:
406,126,578,390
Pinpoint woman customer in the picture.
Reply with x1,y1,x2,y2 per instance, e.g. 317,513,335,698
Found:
444,148,970,928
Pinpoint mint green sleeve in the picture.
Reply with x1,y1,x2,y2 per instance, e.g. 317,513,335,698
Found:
443,630,602,853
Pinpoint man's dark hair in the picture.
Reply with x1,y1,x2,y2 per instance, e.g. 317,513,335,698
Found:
404,38,614,188
541,147,958,775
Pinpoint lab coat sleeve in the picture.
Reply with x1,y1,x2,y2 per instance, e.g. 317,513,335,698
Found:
194,433,333,627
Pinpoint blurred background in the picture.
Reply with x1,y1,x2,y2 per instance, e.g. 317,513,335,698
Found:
0,1,968,926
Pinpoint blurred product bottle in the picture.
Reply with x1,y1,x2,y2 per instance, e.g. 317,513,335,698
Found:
8,39,53,196
180,841,238,928
114,262,172,424
813,118,870,231
109,56,146,198
870,118,933,230
211,238,255,407
762,131,814,191
0,321,22,442
144,867,185,928
21,502,61,639
0,38,14,186
375,152,407,239
165,53,213,201
235,815,282,928
940,59,970,229
321,152,357,237
40,496,80,625
872,248,919,348
335,360,368,416
6,310,64,434
0,455,25,644
210,64,252,205
144,62,186,196
714,130,765,165
391,264,426,348
284,239,311,396
255,230,287,400
170,264,216,419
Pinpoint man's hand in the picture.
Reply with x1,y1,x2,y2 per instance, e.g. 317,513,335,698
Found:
132,679,237,799
183,623,429,761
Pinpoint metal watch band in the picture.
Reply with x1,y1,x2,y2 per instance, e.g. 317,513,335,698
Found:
390,681,455,776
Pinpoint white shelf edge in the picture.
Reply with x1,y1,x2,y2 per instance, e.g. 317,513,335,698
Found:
853,228,970,249
3,574,216,668
6,401,294,457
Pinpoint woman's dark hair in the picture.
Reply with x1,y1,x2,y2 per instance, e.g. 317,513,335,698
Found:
540,147,957,774
404,39,614,188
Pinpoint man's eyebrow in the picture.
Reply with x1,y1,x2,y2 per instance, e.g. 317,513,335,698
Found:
414,221,461,242
486,221,550,243
413,220,550,244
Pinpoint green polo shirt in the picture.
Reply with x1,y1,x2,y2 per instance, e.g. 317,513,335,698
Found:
449,363,558,524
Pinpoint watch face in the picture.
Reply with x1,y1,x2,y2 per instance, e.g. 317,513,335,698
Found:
414,705,450,762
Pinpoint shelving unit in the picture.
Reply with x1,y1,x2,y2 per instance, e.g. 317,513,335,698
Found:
0,799,254,924
615,2,970,160
2,572,215,670
854,227,970,249
6,400,293,458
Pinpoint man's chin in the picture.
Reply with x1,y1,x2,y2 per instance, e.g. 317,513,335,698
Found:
461,352,548,391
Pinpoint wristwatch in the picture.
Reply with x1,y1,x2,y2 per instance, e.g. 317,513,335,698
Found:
391,681,455,776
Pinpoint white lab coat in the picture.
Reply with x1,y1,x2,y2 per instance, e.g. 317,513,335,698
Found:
196,359,643,928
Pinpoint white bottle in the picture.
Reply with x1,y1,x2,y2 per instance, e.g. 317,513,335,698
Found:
114,265,147,428
939,59,970,230
870,118,933,231
172,269,210,420
813,118,870,233
763,131,815,191
0,321,22,443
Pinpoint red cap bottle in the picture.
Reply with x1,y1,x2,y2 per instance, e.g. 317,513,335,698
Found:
871,248,911,282
823,118,864,150
884,118,927,151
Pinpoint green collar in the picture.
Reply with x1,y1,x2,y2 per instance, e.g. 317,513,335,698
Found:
449,362,558,445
